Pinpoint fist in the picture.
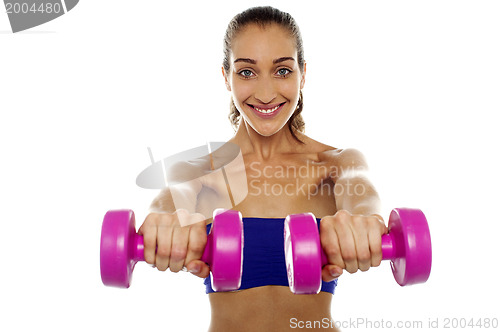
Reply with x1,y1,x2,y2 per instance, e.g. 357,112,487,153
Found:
320,210,388,281
137,209,210,278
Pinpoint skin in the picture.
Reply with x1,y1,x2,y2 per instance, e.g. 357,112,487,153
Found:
139,23,387,331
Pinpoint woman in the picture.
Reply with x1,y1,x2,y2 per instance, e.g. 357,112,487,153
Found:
139,6,387,331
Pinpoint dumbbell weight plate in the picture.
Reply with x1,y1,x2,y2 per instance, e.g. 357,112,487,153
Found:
284,213,322,294
389,208,432,286
100,210,139,288
208,209,244,291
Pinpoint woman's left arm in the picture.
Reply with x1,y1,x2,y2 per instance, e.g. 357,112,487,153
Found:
320,148,388,281
330,148,382,217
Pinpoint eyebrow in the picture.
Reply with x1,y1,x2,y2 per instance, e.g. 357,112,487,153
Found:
233,57,295,65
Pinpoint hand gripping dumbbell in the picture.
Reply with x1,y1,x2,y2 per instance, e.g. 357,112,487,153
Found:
100,209,244,291
284,208,432,294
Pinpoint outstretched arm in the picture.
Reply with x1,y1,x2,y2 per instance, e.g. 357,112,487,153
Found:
320,148,387,281
329,148,382,219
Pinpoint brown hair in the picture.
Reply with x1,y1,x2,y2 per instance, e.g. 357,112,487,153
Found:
223,6,306,143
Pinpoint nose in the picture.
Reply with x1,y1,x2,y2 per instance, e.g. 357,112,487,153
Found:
254,76,277,104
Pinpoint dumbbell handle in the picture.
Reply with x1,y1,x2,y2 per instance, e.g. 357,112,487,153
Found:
319,233,398,266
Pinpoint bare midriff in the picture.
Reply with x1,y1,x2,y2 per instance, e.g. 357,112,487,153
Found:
208,286,338,332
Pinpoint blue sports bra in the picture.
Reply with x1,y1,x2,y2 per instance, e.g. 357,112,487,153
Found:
204,217,338,294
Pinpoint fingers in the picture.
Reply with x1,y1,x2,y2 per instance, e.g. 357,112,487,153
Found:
138,211,209,275
186,260,210,279
351,215,371,272
321,211,387,275
138,214,158,266
335,212,359,273
320,216,344,269
322,264,343,282
368,215,387,267
322,210,359,273
155,214,175,271
185,213,207,267
169,210,201,272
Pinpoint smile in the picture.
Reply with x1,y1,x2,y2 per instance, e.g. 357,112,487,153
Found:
248,102,285,118
254,104,280,113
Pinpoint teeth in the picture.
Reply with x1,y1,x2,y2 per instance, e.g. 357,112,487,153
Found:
254,104,281,113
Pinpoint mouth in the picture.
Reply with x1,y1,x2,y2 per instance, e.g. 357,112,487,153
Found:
248,102,286,118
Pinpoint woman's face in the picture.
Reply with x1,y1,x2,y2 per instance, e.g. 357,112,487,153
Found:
223,23,305,137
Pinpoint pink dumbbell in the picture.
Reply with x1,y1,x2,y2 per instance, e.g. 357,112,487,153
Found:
100,209,243,291
284,208,432,294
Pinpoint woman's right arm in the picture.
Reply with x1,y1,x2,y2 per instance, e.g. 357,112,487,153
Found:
138,161,210,278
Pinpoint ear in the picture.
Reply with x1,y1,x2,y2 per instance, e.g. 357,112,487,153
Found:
222,67,231,91
300,62,306,90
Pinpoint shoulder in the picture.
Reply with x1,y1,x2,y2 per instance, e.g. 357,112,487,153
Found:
319,148,367,166
296,132,367,168
293,132,337,155
318,147,368,181
295,133,367,166
166,158,210,184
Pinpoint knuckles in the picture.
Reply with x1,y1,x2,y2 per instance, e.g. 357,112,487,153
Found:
143,237,157,251
170,246,188,261
367,215,384,228
322,210,354,229
323,242,340,258
189,237,207,254
326,212,384,232
142,213,177,231
351,215,371,229
156,245,171,258
357,251,371,265
334,209,351,220
341,249,357,264
158,214,178,227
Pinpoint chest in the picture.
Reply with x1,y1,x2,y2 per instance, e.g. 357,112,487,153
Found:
197,155,338,219
237,157,337,218
245,158,329,194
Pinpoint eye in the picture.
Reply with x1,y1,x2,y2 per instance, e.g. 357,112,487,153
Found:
238,69,254,78
277,68,292,77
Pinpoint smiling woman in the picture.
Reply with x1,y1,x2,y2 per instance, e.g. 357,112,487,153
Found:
142,6,387,332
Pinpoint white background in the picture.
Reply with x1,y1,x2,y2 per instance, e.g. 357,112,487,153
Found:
1,1,499,331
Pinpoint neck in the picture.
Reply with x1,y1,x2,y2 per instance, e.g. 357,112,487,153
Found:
232,120,303,161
